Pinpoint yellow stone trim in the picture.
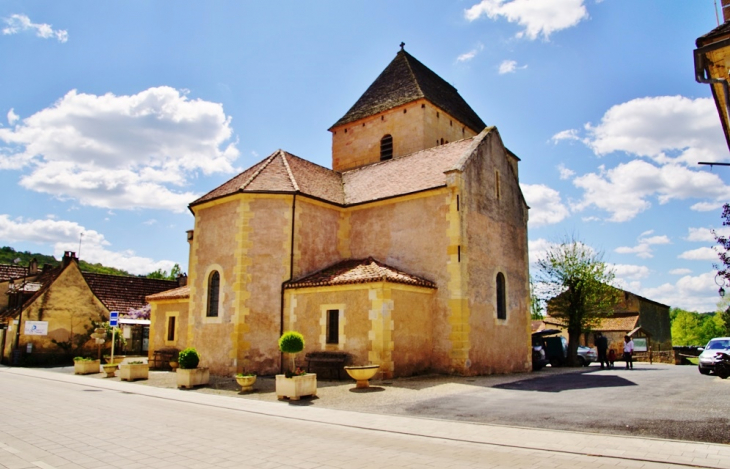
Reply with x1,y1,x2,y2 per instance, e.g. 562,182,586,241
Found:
368,284,394,378
319,303,346,351
148,298,189,306
164,311,180,347
148,303,158,355
231,198,253,371
191,192,291,213
285,282,435,295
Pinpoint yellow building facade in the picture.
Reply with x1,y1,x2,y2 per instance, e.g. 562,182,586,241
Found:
148,49,531,377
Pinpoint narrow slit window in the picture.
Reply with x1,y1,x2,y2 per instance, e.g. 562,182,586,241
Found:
495,170,501,200
327,309,339,344
380,134,393,161
496,273,506,320
207,271,220,317
167,316,176,341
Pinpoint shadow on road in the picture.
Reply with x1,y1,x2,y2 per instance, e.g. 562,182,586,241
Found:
493,372,637,392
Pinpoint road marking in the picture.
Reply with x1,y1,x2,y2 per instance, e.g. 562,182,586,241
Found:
33,462,57,469
0,443,19,453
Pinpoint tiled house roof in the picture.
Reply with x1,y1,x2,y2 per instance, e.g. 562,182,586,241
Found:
0,264,31,282
146,285,190,301
543,313,639,332
0,267,62,320
330,50,487,133
285,258,436,289
191,131,487,209
82,273,178,313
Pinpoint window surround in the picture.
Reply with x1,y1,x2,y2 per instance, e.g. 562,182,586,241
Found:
320,304,346,350
165,311,179,346
496,272,507,321
201,264,224,324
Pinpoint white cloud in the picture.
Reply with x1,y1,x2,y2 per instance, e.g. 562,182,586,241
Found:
2,14,68,43
678,247,718,261
572,160,730,222
612,263,650,280
498,59,527,74
0,86,239,212
582,96,727,165
614,231,671,259
640,271,718,312
686,226,730,242
0,214,175,275
457,43,484,62
464,0,588,40
528,238,555,266
551,129,580,143
143,219,157,226
520,183,569,227
7,109,18,125
557,164,575,180
669,268,692,275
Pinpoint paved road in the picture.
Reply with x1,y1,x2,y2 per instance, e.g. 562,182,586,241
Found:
2,367,730,469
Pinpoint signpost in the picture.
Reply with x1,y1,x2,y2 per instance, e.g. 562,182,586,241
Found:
110,312,119,363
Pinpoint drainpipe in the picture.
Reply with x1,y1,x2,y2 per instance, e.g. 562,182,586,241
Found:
280,193,297,373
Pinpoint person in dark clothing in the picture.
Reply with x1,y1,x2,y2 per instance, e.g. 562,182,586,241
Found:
595,333,609,369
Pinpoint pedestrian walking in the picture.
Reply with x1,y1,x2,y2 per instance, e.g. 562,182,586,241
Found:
595,332,609,369
623,335,634,369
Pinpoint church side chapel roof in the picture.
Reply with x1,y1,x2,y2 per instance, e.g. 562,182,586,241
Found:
146,285,190,301
330,49,487,133
191,132,485,209
285,257,436,289
83,273,179,312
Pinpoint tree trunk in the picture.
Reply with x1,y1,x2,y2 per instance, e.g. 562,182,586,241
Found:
567,329,581,366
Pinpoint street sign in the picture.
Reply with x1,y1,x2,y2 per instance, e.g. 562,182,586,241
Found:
109,311,119,327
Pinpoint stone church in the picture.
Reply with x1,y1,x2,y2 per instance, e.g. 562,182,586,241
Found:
147,48,531,378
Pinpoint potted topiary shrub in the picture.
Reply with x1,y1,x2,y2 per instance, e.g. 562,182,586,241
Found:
176,347,209,389
73,357,101,375
119,360,149,381
275,331,316,400
235,372,257,392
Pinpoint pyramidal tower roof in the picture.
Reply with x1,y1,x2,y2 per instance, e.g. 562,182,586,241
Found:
330,48,487,133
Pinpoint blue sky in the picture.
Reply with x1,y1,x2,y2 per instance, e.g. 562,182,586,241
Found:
0,1,728,312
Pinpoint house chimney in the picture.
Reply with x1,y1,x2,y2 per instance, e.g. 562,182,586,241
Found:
61,251,78,268
723,0,730,23
177,274,188,287
28,258,38,275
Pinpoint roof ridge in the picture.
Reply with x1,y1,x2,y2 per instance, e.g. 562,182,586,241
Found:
280,151,300,192
401,51,425,99
239,150,280,191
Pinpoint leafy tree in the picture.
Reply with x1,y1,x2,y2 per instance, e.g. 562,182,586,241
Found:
0,245,132,276
536,237,621,366
529,276,544,320
146,263,182,280
671,308,703,346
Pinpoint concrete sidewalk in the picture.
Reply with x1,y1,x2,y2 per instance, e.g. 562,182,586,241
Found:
3,366,729,469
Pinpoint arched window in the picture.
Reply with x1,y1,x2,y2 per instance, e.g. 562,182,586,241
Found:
207,271,220,317
380,134,393,161
496,273,506,320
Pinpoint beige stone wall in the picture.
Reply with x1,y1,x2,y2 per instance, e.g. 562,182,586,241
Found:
189,194,293,376
148,298,189,361
461,129,531,375
8,263,108,357
331,99,478,172
284,283,434,377
293,198,343,279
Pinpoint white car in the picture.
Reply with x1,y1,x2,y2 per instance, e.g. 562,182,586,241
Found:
698,337,730,375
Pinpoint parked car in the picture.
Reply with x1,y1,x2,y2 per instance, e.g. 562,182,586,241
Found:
698,337,730,375
532,329,597,369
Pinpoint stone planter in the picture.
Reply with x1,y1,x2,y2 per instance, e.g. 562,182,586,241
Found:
177,367,210,389
74,359,101,375
104,355,126,365
344,365,380,388
101,364,118,378
275,374,317,400
235,375,257,392
119,363,149,381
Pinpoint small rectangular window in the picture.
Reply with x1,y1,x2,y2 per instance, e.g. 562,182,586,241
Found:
167,316,176,342
327,309,339,344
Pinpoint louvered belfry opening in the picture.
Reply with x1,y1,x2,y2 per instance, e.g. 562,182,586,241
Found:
380,134,393,161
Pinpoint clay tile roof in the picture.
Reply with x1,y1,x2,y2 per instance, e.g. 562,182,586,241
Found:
697,22,730,46
593,314,640,332
146,285,190,301
342,136,476,205
0,264,30,282
285,257,436,289
0,267,63,320
190,150,345,208
330,50,486,133
82,273,178,312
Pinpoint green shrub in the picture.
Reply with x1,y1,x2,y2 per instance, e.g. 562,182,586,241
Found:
278,331,305,354
74,356,94,362
236,372,256,377
178,348,200,369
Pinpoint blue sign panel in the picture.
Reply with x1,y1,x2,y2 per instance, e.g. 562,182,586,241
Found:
109,311,119,327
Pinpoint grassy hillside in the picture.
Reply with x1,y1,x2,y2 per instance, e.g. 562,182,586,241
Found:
0,246,133,276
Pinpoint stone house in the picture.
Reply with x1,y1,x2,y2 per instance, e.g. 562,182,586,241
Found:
0,252,179,364
544,288,672,359
147,48,531,378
